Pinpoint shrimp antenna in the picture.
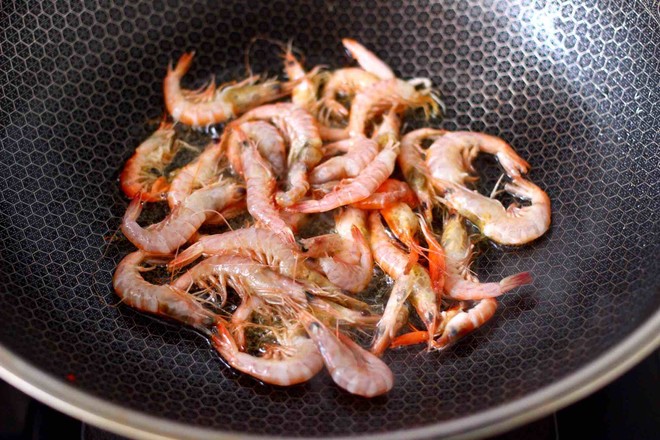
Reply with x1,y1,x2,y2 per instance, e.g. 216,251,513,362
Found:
244,36,306,77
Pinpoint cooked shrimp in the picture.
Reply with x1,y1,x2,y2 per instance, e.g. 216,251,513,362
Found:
368,212,438,347
434,299,498,349
211,322,324,386
299,311,394,397
231,127,295,242
436,177,551,246
309,297,380,327
167,138,224,209
371,109,401,146
164,52,293,128
291,141,399,213
317,68,379,125
233,103,323,206
371,275,411,355
441,214,532,300
351,179,417,210
113,251,217,328
226,121,287,178
347,78,441,137
399,128,446,223
168,228,369,311
122,178,245,254
342,38,395,80
172,254,308,309
300,208,373,293
309,135,379,184
419,217,446,296
381,202,423,271
120,120,177,202
283,44,320,114
426,131,530,186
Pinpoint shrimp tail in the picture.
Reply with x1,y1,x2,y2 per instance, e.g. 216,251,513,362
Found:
499,271,533,292
390,330,428,348
170,51,196,77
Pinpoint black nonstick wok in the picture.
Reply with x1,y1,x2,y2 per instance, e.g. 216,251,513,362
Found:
1,1,658,438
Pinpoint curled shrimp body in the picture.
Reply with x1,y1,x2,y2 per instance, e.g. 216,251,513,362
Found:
434,299,498,349
122,179,245,254
212,323,324,386
351,179,417,210
299,311,394,397
441,214,532,300
169,228,369,311
300,208,373,293
120,120,177,202
113,251,216,328
164,52,292,128
342,38,395,80
233,103,323,207
317,68,380,125
426,131,530,185
309,136,379,184
167,138,223,209
291,141,399,213
399,128,446,223
436,177,551,246
172,254,308,309
347,79,440,138
368,212,438,347
226,121,287,178
232,127,295,243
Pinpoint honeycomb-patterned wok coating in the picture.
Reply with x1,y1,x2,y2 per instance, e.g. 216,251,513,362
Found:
0,0,659,437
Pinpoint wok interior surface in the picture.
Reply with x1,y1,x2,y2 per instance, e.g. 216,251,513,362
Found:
1,0,659,437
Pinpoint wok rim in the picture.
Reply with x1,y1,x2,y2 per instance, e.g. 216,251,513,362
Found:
0,309,658,439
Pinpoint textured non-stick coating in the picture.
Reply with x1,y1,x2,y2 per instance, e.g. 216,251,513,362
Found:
0,0,659,437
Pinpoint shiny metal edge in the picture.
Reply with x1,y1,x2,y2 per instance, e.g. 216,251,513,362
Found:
0,310,658,440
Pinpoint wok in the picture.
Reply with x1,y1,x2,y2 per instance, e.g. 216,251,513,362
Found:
0,0,658,438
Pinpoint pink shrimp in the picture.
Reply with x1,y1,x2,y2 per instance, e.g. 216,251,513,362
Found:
232,103,323,207
172,254,308,309
381,202,423,272
290,141,399,213
113,251,217,328
300,208,373,293
368,212,438,348
167,138,224,209
299,311,394,397
436,177,551,246
211,322,324,386
309,136,379,184
231,127,295,242
164,52,293,128
121,178,245,254
371,275,411,356
441,214,532,300
426,131,530,186
282,44,321,114
399,128,446,223
226,121,287,178
351,179,418,210
342,38,396,80
317,68,380,125
168,228,369,311
120,119,177,202
434,299,499,349
347,78,440,138
419,217,446,297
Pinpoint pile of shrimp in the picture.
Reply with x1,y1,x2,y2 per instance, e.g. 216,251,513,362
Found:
113,39,550,398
